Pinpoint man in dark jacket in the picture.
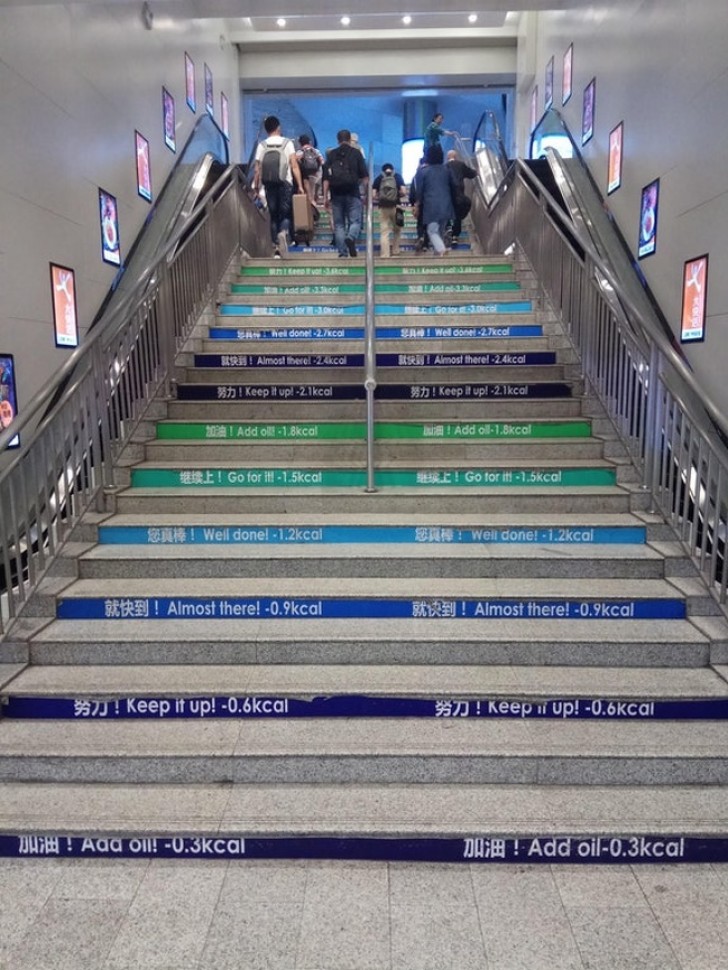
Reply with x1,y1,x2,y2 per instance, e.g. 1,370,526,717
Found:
413,144,456,256
322,129,369,257
446,149,478,241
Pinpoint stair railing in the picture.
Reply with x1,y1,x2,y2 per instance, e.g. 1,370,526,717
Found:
364,146,377,492
0,166,270,634
472,160,728,609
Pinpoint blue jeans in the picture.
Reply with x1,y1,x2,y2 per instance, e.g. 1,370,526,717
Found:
264,181,293,245
427,220,448,254
331,193,362,255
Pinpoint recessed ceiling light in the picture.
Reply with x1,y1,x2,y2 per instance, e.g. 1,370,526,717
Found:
341,15,351,26
468,13,478,23
402,14,412,25
276,17,286,27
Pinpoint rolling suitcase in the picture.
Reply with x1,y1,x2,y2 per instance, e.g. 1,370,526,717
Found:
293,193,314,245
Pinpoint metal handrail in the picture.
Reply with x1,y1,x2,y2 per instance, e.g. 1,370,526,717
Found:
363,146,377,492
471,157,728,607
0,166,270,632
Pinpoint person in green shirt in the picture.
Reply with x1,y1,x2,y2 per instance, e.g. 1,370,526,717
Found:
424,112,453,149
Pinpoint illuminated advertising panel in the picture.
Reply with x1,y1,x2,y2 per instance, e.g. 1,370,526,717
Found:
0,354,20,448
680,255,708,343
99,188,120,266
185,52,196,112
204,63,213,117
135,130,152,202
607,122,623,194
637,178,659,259
582,77,595,146
50,264,79,349
563,44,573,105
221,92,229,139
163,87,176,152
545,56,554,111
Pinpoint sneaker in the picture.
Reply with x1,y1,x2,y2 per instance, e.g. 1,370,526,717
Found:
346,238,357,258
273,249,281,259
276,231,288,258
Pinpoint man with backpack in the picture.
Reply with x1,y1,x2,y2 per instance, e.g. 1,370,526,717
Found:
372,162,406,257
253,116,303,258
296,134,324,212
322,129,369,258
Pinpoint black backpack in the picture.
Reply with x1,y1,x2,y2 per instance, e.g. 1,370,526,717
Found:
260,139,291,185
327,146,359,191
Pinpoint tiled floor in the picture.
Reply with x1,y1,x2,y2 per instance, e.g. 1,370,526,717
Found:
2,858,728,969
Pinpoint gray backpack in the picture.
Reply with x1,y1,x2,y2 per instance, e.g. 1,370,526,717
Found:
260,139,291,185
379,172,399,205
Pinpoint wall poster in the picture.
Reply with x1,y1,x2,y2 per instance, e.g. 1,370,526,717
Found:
49,263,79,349
680,254,708,343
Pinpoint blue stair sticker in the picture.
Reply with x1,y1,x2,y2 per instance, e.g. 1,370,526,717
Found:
175,382,572,402
192,351,558,369
3,694,726,721
0,832,718,864
207,324,544,341
55,596,687,620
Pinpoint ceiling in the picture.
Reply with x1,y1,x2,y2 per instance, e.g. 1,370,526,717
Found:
1,1,579,42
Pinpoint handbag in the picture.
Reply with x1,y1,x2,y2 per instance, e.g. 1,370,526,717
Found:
395,206,405,228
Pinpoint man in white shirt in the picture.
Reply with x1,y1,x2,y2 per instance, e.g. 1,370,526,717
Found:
253,115,303,257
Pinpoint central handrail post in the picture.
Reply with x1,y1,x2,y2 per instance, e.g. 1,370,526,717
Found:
364,146,378,493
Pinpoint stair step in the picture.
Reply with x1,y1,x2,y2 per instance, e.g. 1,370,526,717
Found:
165,398,586,421
3,782,728,865
2,717,728,784
26,616,709,667
4,664,727,721
111,488,636,515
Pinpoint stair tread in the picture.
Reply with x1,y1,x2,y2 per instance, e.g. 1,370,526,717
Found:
2,717,728,757
5,663,726,698
3,781,727,835
55,576,681,594
95,512,649,526
80,543,662,562
30,617,707,643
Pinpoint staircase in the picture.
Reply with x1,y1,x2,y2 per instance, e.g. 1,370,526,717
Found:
2,208,728,866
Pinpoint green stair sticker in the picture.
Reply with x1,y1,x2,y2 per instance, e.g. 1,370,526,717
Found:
156,420,593,442
239,263,514,278
231,283,365,295
131,466,617,488
229,281,520,295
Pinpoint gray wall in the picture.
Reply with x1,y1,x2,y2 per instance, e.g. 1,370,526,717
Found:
518,0,728,418
0,2,239,423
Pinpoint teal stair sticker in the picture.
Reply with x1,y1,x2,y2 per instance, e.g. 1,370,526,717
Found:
130,466,617,488
98,523,644,545
56,595,685,620
217,301,532,317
